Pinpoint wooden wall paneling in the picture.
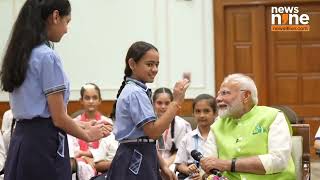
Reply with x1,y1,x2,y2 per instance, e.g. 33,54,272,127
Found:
215,2,268,104
214,0,225,90
252,5,268,105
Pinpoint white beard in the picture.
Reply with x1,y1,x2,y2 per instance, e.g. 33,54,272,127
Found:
218,96,244,119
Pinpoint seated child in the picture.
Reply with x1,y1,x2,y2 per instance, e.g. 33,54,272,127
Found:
68,83,113,180
174,94,216,180
153,87,192,170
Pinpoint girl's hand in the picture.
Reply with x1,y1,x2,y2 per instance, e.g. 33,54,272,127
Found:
187,164,199,174
190,171,201,180
96,119,111,125
172,78,190,105
74,150,84,158
85,123,111,141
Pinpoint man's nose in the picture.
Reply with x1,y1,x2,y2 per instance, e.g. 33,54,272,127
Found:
216,95,223,102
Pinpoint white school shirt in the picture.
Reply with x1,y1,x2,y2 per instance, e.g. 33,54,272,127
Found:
158,116,192,159
90,133,118,162
174,127,207,165
203,112,292,174
68,115,113,158
1,110,14,153
1,110,13,133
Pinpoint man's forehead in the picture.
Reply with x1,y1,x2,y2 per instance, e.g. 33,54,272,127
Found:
220,81,240,90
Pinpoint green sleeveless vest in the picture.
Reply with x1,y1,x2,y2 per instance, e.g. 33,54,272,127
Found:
212,106,295,180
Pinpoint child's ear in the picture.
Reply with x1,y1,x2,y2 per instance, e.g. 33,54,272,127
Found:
97,98,102,105
49,10,60,24
79,98,84,105
128,58,136,71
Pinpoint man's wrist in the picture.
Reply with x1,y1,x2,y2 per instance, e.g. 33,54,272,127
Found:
231,158,237,172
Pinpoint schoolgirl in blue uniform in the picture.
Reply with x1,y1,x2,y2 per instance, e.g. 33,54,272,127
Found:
106,41,190,180
0,1,111,180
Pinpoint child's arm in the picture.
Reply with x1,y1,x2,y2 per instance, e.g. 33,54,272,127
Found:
94,160,112,173
47,92,112,141
143,79,190,139
166,153,177,166
75,150,93,158
176,163,199,176
158,151,177,180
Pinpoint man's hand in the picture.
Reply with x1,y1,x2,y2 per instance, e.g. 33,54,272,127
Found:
200,157,229,174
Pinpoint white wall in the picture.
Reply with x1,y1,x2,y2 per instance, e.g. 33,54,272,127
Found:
0,0,215,101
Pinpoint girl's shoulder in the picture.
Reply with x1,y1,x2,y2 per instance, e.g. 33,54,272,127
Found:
31,44,56,60
118,83,145,100
175,116,192,127
30,44,62,69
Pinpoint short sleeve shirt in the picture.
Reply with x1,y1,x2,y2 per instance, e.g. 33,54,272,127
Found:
174,128,207,165
158,116,192,159
10,44,70,119
113,77,156,141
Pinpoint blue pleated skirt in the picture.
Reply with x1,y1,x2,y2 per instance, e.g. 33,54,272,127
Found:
106,142,161,180
4,117,71,180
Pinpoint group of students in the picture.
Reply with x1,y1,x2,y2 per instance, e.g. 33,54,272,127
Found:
70,85,217,180
0,80,217,180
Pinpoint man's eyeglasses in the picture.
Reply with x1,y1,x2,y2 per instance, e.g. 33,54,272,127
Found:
217,89,247,97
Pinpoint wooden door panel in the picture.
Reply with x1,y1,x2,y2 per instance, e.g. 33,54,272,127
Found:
216,4,268,104
275,45,298,73
234,45,253,73
301,6,320,40
225,7,254,74
275,77,299,104
302,77,320,104
267,4,320,117
301,45,320,72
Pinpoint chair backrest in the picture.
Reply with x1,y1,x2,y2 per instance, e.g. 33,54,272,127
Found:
272,105,300,124
291,124,311,180
292,124,310,154
291,136,303,180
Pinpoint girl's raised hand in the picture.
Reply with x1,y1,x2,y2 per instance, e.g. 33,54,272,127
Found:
172,78,190,105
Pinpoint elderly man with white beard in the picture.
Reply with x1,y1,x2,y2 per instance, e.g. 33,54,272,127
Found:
200,73,295,180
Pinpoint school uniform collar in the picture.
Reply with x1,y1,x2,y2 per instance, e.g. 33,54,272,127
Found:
126,77,148,90
191,127,205,140
126,77,152,100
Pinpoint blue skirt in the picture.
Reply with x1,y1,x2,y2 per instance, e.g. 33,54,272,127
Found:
106,142,161,180
4,117,71,180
